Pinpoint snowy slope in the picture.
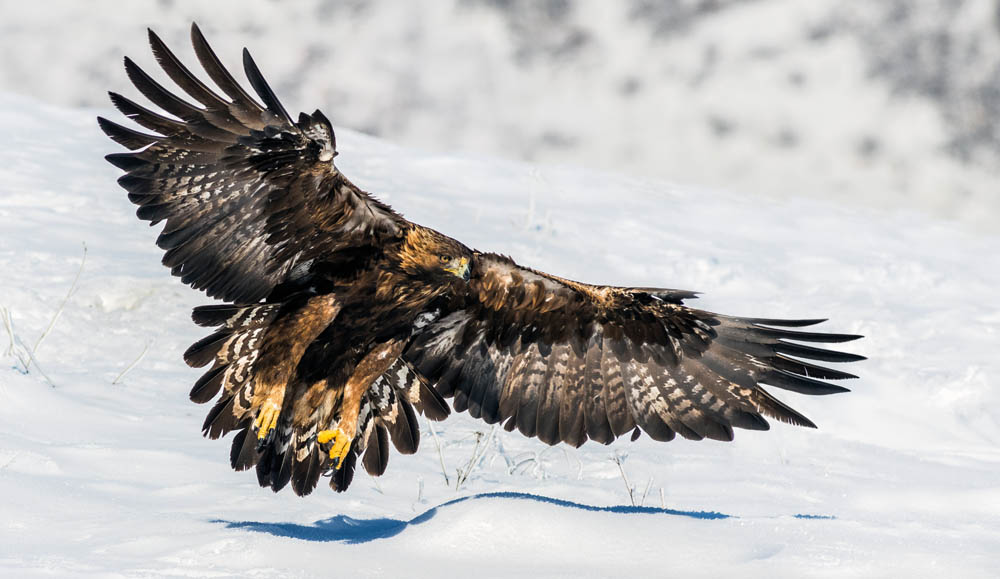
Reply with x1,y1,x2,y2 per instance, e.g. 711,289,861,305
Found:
4,0,1000,231
1,92,999,577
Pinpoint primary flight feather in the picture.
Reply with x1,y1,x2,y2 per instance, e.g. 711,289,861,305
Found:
100,24,864,495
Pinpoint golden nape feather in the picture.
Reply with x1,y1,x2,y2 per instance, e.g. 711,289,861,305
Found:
101,24,864,496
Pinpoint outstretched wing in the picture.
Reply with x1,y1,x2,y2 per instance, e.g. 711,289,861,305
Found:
100,24,404,303
405,253,864,447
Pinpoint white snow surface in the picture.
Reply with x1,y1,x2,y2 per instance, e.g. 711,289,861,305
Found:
4,0,1000,232
1,93,999,577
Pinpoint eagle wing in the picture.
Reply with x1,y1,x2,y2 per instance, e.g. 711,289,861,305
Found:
99,25,404,304
405,253,864,447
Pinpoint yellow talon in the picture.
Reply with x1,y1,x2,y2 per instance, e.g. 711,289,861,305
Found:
317,428,353,469
254,400,281,441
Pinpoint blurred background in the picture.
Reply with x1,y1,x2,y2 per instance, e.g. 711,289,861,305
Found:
3,0,998,231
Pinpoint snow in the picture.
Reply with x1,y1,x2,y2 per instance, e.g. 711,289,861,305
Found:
1,86,999,577
5,0,1000,232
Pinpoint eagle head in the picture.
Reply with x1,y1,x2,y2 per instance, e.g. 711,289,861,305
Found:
398,226,472,282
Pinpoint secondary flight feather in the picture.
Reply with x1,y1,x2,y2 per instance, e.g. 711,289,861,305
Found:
100,24,864,495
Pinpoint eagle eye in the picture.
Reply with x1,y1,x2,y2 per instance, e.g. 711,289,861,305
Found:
439,254,452,263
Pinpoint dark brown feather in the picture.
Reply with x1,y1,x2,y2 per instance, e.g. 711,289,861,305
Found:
230,426,261,471
330,444,360,493
362,424,390,477
407,253,861,450
104,24,404,304
384,397,420,455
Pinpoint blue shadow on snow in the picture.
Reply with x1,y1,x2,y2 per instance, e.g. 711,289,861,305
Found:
213,491,730,544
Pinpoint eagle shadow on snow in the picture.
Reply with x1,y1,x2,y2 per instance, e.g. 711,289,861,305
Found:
213,491,731,544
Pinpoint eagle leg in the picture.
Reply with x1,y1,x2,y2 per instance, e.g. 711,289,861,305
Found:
253,393,283,450
251,296,342,451
318,339,407,470
316,383,362,470
317,428,352,468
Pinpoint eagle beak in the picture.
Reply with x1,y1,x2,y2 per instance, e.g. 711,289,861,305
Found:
447,257,471,281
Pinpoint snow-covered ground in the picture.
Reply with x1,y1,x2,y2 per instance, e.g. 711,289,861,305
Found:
1,90,998,577
4,0,1000,231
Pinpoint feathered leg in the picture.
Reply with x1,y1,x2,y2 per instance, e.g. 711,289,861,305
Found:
250,295,340,446
318,339,406,469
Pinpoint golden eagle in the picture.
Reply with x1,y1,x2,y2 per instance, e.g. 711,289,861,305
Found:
100,25,864,495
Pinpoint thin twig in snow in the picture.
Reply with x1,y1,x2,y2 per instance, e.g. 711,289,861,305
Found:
472,425,498,471
1,307,30,371
455,430,484,490
456,425,498,490
112,340,150,385
510,456,537,476
29,242,87,370
15,335,55,387
640,476,654,507
494,436,514,471
1,308,13,356
613,451,636,506
427,420,450,486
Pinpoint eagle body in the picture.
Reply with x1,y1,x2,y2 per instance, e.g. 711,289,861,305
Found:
187,224,471,493
101,25,864,496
